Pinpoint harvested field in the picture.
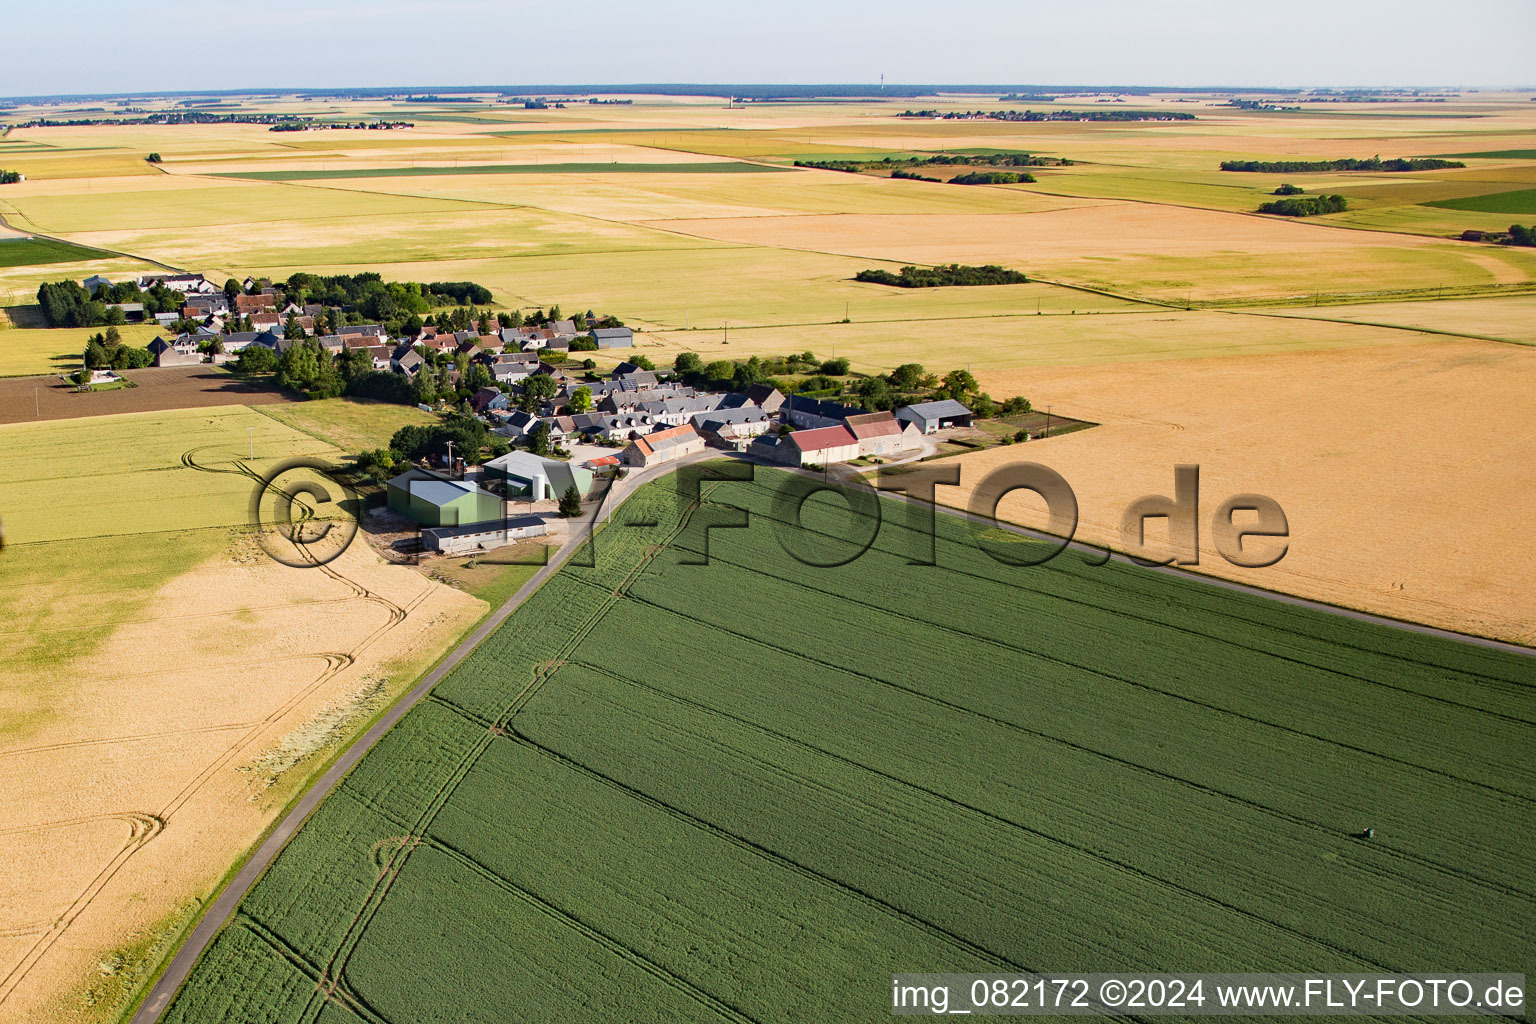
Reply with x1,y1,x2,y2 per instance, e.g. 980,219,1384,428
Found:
160,470,1536,1024
953,339,1536,644
0,366,292,425
0,406,485,1024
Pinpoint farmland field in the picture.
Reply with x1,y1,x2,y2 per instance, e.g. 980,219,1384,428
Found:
160,468,1536,1023
1,86,1535,1024
0,405,486,1024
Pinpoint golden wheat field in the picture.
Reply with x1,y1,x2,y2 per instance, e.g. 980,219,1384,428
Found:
0,86,1535,1024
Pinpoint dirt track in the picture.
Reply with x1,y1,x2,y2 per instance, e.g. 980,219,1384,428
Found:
0,366,293,425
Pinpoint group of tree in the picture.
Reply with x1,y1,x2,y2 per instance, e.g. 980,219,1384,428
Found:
82,326,153,370
387,415,490,464
1273,183,1305,195
850,362,1030,419
37,278,186,327
145,153,162,164
1221,157,1463,173
1506,224,1536,247
1256,194,1348,217
795,152,1070,175
0,170,21,184
949,171,1034,185
855,264,1027,288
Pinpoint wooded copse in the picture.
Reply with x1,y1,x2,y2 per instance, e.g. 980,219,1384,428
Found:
1256,194,1348,216
854,264,1028,287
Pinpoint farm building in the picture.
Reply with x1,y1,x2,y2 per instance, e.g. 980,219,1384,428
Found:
593,327,634,349
386,469,504,527
756,424,861,466
622,423,706,467
844,411,923,458
896,399,974,434
483,451,595,501
420,515,548,556
784,394,862,430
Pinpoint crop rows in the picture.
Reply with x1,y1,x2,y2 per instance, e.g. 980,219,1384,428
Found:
164,469,1536,1024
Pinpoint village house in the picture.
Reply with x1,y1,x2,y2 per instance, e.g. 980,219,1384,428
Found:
621,423,706,467
692,405,772,448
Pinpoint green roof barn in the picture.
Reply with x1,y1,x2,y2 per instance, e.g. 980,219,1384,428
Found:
386,469,504,527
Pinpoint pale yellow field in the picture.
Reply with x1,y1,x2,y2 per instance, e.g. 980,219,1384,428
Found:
1255,293,1536,344
943,340,1536,644
0,407,484,1024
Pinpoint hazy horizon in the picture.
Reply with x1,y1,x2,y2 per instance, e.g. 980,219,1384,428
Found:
3,0,1532,98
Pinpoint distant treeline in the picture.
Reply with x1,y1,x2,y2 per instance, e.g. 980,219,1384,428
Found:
1221,157,1464,172
998,93,1058,103
1256,194,1348,216
855,264,1028,288
15,112,319,128
902,109,1196,122
282,273,492,311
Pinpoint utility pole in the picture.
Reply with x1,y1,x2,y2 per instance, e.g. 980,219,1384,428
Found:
1046,405,1052,438
248,426,254,459
844,300,849,321
445,440,454,475
34,388,39,418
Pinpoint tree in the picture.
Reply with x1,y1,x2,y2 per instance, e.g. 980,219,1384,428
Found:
820,357,851,375
889,363,925,391
856,375,894,410
703,360,735,389
464,362,493,390
518,372,558,413
235,345,278,374
223,279,242,304
942,368,979,401
353,448,397,484
558,483,583,518
527,420,553,457
674,352,703,377
569,385,593,413
284,314,307,340
627,354,655,371
146,152,162,164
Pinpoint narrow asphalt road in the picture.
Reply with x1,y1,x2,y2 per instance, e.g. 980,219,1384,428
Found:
128,453,711,1024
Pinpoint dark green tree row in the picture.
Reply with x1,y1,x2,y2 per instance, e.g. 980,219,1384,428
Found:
1256,194,1348,216
1221,157,1463,172
855,264,1027,287
0,170,21,184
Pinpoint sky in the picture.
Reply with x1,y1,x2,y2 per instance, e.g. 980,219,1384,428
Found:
4,0,1534,98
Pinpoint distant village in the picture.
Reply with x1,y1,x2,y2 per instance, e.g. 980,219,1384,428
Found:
78,270,984,559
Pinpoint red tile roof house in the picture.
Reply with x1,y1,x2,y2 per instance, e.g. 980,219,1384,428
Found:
235,293,277,313
621,423,706,468
778,424,861,466
844,411,922,458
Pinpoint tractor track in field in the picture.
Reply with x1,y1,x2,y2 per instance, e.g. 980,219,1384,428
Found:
0,443,422,1016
